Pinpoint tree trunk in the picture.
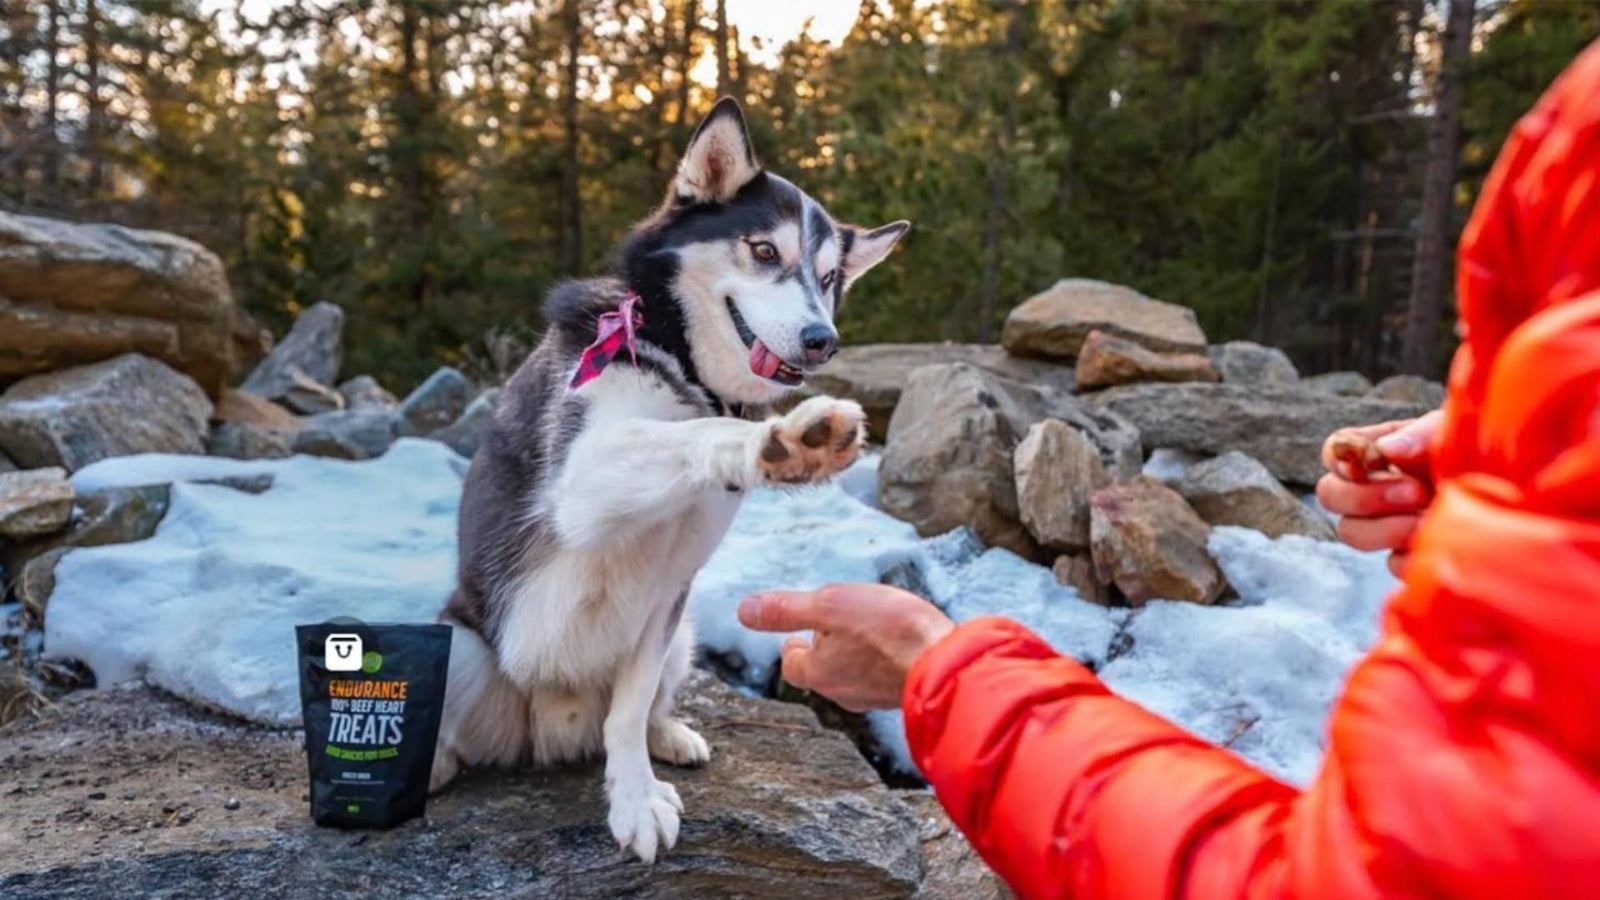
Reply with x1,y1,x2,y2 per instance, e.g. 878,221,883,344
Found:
1400,0,1474,375
396,1,428,303
559,0,583,274
43,0,61,203
714,0,730,98
976,1,1028,343
85,0,106,198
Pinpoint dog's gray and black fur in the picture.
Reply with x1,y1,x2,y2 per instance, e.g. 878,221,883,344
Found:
431,98,908,863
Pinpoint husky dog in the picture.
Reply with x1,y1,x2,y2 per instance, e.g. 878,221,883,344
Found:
431,98,908,863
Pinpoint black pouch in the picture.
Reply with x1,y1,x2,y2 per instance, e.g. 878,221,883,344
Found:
295,622,451,828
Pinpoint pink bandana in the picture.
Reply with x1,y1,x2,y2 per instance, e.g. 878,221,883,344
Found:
570,292,644,390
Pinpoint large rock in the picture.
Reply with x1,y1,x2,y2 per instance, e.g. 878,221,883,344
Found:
1300,371,1373,397
239,302,344,408
879,363,1139,557
207,422,293,461
1174,451,1336,540
1013,419,1110,552
338,374,398,412
431,389,500,458
1001,279,1207,361
1089,475,1224,606
1367,374,1445,408
1209,341,1298,387
0,211,248,395
397,367,474,436
1085,383,1431,486
292,409,399,461
0,354,212,471
1075,329,1218,391
805,343,1076,440
212,388,302,434
0,467,73,539
0,673,945,898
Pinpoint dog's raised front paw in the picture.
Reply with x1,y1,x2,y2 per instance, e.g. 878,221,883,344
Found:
608,774,684,864
648,717,711,767
757,396,866,485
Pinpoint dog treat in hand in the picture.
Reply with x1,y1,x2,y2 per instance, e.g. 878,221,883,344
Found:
1327,429,1394,482
297,622,451,828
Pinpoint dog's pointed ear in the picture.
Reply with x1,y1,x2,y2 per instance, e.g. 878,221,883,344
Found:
674,97,761,205
840,221,911,284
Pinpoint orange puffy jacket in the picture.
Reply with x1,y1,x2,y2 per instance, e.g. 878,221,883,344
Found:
902,40,1600,900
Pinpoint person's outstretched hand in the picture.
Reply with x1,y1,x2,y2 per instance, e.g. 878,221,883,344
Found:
1317,410,1443,576
737,584,954,711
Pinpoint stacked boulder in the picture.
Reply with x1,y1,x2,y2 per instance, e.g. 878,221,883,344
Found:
873,278,1439,609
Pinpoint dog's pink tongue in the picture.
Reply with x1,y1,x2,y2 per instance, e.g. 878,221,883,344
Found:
749,339,781,379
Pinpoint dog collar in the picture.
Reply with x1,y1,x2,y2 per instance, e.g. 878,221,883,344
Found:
569,291,644,390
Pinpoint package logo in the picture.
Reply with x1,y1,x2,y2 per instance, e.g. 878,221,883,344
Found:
325,634,363,672
361,650,383,674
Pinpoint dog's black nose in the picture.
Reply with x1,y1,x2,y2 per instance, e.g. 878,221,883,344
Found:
800,325,838,364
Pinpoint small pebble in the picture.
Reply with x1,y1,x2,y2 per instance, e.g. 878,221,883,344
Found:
87,792,106,800
121,791,136,801
225,797,241,811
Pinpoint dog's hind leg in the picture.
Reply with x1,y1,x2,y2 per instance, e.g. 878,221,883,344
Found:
528,684,606,765
648,602,710,767
431,619,528,792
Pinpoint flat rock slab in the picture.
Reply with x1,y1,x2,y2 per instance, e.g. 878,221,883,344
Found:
1002,279,1207,361
0,674,947,899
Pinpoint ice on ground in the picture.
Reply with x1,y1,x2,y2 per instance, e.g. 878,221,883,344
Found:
1096,527,1396,784
46,440,464,725
46,446,1398,787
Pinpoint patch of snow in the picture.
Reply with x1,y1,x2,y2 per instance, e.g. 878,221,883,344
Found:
1142,447,1208,481
1095,527,1397,785
72,453,284,493
46,446,1399,790
46,440,463,725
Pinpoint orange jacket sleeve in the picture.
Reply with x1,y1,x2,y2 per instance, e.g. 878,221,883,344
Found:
903,39,1600,900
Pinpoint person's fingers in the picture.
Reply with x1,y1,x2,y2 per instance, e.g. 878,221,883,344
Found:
1337,513,1420,553
1316,473,1429,517
778,636,816,691
1387,551,1410,579
739,590,828,633
1321,419,1412,474
1373,410,1444,472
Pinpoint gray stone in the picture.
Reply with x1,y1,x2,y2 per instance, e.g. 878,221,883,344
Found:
0,211,247,395
1367,374,1446,408
397,366,474,437
0,467,73,538
804,343,1077,441
2,484,172,597
1075,329,1219,391
0,449,15,473
277,366,344,415
0,354,213,471
1299,371,1373,397
292,409,399,461
0,673,936,898
1014,419,1110,552
1085,383,1431,485
206,422,293,461
1175,451,1336,540
1208,341,1299,386
1002,279,1207,361
239,302,344,404
1090,475,1224,607
338,374,398,412
431,389,500,457
879,363,1139,557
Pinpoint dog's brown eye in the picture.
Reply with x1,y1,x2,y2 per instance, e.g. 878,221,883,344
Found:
751,241,778,263
820,270,838,290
